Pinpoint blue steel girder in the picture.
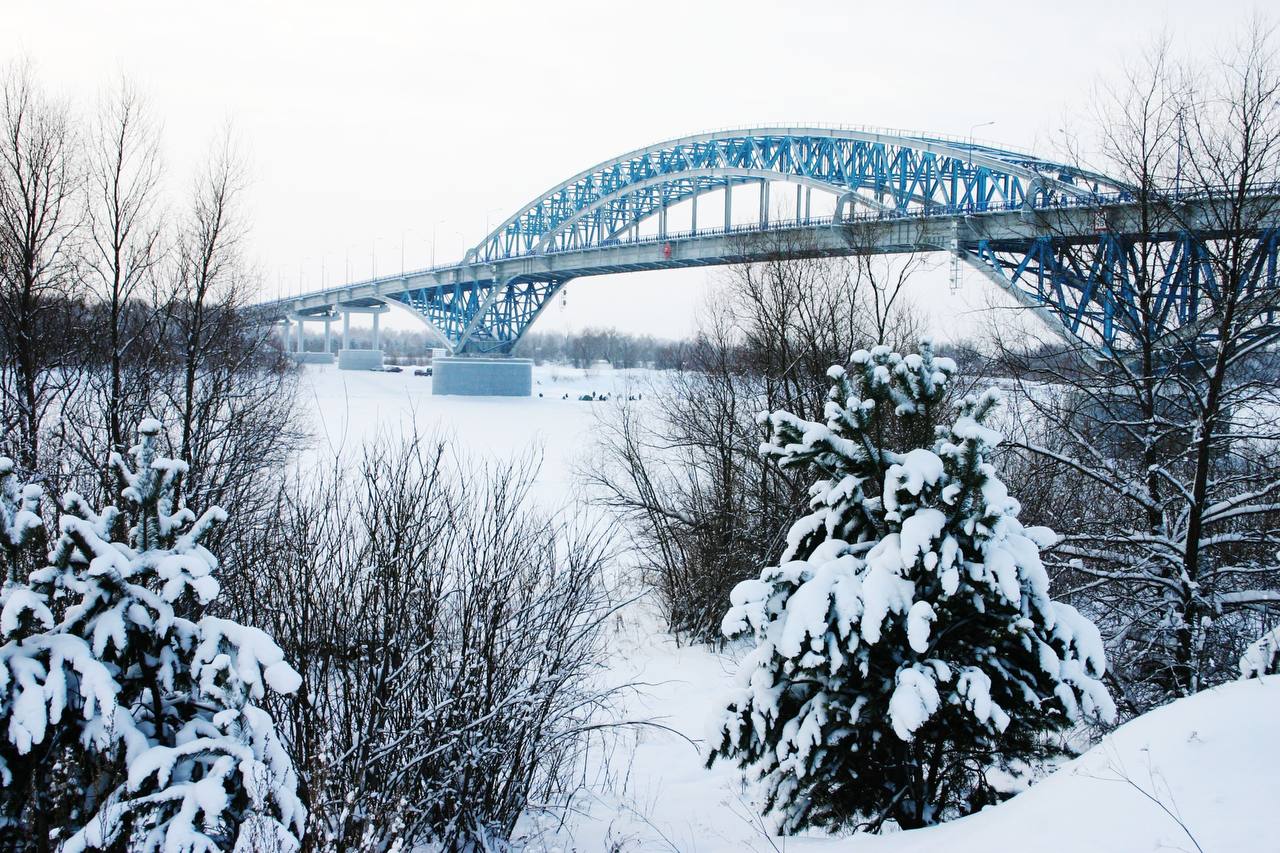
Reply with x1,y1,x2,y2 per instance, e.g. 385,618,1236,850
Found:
469,128,1123,263
973,228,1280,351
385,277,566,354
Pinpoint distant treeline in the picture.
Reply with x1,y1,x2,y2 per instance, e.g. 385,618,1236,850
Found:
297,326,688,368
513,328,688,368
296,323,1076,374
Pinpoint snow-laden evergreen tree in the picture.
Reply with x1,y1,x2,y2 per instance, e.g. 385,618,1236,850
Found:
0,419,305,852
0,455,42,583
708,342,1116,833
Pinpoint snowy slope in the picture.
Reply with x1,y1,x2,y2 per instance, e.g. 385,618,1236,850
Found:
792,677,1279,853
296,364,1276,853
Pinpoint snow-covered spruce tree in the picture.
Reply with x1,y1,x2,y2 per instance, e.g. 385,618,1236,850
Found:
0,419,305,851
707,342,1116,833
0,455,43,583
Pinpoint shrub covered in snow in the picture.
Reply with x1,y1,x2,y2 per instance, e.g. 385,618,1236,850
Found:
707,342,1116,833
0,420,304,851
231,433,619,851
1239,627,1280,679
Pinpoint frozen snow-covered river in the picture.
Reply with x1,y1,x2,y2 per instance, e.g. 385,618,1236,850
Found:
296,362,650,505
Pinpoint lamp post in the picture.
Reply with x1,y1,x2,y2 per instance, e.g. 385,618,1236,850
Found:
476,207,505,262
1175,106,1186,196
968,121,995,167
429,217,447,267
371,236,384,280
483,206,505,236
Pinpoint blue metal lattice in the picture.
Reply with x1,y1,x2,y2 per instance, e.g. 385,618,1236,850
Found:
467,128,1122,263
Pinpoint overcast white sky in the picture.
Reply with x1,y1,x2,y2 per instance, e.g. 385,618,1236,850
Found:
3,0,1266,339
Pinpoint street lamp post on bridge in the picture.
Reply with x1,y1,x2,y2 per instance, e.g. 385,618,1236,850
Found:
967,121,996,167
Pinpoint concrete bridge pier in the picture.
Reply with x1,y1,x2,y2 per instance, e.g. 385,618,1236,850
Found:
432,355,532,397
277,317,293,354
286,311,337,364
337,301,387,370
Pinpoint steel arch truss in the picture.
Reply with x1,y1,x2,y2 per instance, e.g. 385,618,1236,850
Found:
533,169,830,254
470,128,1124,262
386,277,567,354
973,228,1280,351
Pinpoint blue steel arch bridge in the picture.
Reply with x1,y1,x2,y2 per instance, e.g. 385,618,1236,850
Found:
261,125,1280,357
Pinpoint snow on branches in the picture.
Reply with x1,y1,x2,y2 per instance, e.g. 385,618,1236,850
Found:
0,456,42,583
709,341,1116,833
1240,627,1280,679
0,420,304,852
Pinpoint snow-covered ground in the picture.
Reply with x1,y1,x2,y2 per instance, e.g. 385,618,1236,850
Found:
800,677,1279,853
296,362,1278,852
295,362,653,506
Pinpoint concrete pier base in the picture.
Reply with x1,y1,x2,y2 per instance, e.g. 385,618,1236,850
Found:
432,357,532,396
338,349,385,370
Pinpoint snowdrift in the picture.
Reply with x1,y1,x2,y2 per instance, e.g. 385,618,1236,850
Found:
796,677,1278,852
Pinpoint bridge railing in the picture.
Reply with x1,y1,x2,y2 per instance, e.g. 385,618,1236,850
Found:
528,189,1138,260
528,181,1280,261
663,121,1043,157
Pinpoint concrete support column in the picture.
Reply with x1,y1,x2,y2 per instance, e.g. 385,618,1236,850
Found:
334,300,387,369
287,311,337,364
324,318,332,354
805,187,812,222
724,183,732,230
691,192,698,234
658,203,667,239
795,183,802,222
760,179,769,227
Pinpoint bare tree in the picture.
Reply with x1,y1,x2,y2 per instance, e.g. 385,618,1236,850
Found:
63,79,166,502
846,244,929,351
996,22,1280,712
169,130,246,472
591,233,935,642
0,64,81,473
159,131,301,542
